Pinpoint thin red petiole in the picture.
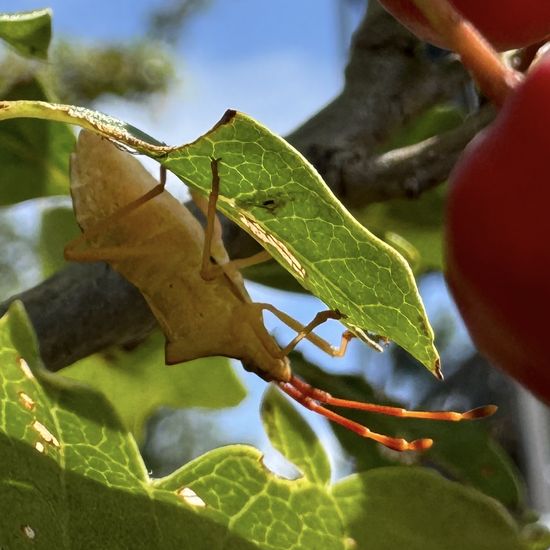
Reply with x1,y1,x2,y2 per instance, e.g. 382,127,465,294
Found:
278,381,433,452
289,375,497,421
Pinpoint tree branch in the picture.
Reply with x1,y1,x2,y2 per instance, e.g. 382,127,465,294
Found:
340,104,494,204
1,2,494,371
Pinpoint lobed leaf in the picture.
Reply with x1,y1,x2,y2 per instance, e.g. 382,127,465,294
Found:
158,445,347,550
0,302,230,548
0,304,532,549
0,9,51,59
0,101,440,374
261,385,331,485
0,303,345,549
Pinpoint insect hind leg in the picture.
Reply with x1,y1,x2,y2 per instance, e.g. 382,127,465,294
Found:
258,302,355,358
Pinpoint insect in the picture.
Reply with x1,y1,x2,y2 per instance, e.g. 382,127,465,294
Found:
65,130,496,451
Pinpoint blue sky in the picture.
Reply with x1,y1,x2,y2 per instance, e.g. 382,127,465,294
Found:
1,0,364,139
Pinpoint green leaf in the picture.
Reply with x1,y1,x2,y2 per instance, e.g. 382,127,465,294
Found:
261,385,331,485
291,355,524,510
0,100,440,374
332,467,525,550
0,9,51,59
0,302,259,548
0,81,74,205
62,331,246,442
39,204,80,277
0,303,346,549
158,445,347,550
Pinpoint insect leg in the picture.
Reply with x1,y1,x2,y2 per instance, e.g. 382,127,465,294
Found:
226,250,272,271
65,167,167,259
276,376,496,451
277,381,432,451
288,375,497,420
258,303,355,358
198,158,226,281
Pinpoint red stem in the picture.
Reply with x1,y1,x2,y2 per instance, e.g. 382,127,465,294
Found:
410,0,522,106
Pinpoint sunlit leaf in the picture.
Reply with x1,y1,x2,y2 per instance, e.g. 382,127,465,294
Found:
0,302,346,549
159,445,347,550
0,101,440,374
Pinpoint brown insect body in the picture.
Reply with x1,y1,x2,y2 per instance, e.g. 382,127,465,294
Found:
69,131,290,381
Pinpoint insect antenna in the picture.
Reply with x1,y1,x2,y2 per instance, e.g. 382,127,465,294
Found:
277,375,497,452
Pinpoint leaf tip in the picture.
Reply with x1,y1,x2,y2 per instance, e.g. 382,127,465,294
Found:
216,109,237,128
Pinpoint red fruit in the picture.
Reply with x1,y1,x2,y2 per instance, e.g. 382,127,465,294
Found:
379,0,550,51
445,54,550,403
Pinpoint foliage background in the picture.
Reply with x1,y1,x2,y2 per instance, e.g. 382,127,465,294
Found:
1,1,550,548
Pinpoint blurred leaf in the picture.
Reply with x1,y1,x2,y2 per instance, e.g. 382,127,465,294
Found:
148,0,209,43
0,8,51,59
355,105,465,273
261,385,331,485
0,102,441,374
332,468,525,550
63,331,246,442
0,79,74,205
354,186,447,273
39,204,79,277
51,40,174,103
381,104,464,152
291,355,525,510
522,525,550,550
159,445,347,550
